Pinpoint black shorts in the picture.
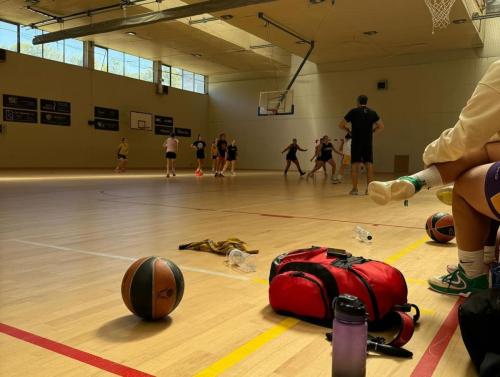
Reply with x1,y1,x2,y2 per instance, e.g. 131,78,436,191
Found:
227,156,236,162
485,162,500,219
117,154,127,160
286,155,297,161
166,152,177,159
196,151,205,160
351,142,373,164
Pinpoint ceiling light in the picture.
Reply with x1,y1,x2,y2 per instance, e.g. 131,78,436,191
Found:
191,53,202,57
296,40,306,44
309,0,325,4
363,30,378,36
126,31,136,36
249,43,274,49
220,14,233,20
189,16,219,25
452,18,467,24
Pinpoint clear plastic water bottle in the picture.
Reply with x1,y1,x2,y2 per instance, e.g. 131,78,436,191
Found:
354,225,373,243
332,294,367,377
227,249,256,272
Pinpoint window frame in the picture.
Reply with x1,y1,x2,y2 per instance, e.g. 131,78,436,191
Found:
94,44,109,72
0,18,20,52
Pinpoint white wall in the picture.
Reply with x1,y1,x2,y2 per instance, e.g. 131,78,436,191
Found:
0,52,209,169
208,19,500,173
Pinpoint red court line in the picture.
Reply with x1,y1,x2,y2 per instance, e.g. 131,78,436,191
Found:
0,323,155,377
222,210,422,230
410,297,465,377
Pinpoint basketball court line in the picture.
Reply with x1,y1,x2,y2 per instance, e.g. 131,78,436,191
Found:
7,239,251,282
0,323,155,377
192,317,300,377
410,298,465,377
97,196,423,230
383,236,429,265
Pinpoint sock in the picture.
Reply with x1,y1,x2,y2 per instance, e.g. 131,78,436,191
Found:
484,246,496,265
458,249,485,277
337,174,343,180
411,166,443,189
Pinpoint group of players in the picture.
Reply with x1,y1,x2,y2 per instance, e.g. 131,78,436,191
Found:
114,132,238,178
281,134,352,184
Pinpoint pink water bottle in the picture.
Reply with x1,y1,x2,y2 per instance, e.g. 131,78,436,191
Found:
332,294,367,377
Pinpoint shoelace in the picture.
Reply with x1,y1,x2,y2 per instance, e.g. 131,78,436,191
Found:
442,269,460,285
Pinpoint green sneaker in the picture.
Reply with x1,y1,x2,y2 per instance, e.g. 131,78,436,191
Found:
428,265,488,296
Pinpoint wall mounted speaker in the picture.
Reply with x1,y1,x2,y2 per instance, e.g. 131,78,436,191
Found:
377,80,388,90
0,49,6,62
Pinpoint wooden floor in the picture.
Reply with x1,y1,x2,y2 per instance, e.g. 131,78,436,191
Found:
0,170,476,377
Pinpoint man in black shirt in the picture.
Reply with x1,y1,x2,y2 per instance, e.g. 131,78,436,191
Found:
339,95,384,195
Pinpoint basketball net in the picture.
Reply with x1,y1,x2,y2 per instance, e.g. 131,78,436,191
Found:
424,0,457,33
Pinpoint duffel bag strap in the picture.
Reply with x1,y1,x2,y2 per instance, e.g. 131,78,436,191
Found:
389,311,415,347
394,303,420,323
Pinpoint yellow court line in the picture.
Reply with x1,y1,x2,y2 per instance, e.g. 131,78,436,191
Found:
193,317,300,377
251,278,268,285
384,235,429,265
406,278,428,286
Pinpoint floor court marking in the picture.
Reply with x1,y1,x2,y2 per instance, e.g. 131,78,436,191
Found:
0,323,155,377
383,235,429,265
98,196,423,230
410,298,465,377
192,317,300,377
8,239,251,282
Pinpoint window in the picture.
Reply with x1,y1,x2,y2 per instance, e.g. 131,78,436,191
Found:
124,53,139,79
20,27,42,57
171,67,183,89
194,73,206,94
64,39,83,66
139,58,153,82
44,40,64,62
161,64,171,86
94,46,108,71
0,20,18,52
108,49,124,75
182,70,194,92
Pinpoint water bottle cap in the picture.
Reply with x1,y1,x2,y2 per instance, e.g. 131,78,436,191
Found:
333,294,366,318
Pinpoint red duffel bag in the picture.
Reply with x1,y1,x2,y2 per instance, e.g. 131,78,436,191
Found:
269,247,419,347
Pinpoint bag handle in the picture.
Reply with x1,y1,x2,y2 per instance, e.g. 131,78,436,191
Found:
394,303,420,323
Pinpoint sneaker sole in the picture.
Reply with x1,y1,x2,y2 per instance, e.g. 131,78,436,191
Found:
391,180,416,201
367,182,390,205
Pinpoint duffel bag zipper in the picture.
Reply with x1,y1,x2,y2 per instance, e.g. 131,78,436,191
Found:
291,272,331,319
347,267,380,321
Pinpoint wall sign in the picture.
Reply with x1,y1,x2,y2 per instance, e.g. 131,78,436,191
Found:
3,108,37,123
95,107,119,120
41,112,71,126
94,106,119,132
41,99,71,114
154,115,174,135
3,94,37,110
95,119,119,131
175,127,191,138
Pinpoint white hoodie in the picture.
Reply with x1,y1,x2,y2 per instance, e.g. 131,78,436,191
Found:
423,59,500,166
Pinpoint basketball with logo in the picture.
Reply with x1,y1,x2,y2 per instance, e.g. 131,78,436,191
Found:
121,257,184,320
425,212,455,243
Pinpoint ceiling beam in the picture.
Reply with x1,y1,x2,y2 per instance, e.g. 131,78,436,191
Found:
33,0,277,45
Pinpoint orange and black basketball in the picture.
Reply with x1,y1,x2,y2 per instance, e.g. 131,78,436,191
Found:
121,257,184,320
425,212,455,243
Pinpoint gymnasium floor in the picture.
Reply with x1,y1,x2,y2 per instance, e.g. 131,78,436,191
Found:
0,170,475,377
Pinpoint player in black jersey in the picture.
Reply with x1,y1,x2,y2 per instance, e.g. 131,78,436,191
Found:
191,134,207,176
282,138,307,176
222,140,238,176
215,133,228,177
339,95,384,194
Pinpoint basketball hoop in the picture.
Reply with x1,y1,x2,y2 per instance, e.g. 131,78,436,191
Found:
424,0,457,33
